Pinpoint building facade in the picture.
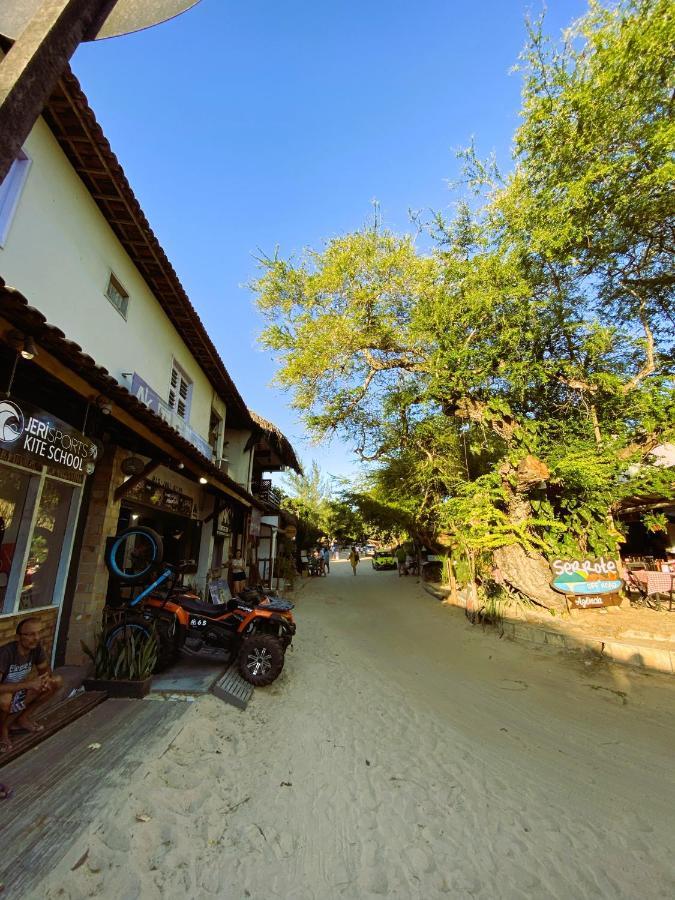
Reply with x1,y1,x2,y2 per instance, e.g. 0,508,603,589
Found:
0,62,299,666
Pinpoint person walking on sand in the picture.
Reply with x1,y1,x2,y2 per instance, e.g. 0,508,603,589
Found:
348,546,360,575
322,546,331,575
396,545,408,577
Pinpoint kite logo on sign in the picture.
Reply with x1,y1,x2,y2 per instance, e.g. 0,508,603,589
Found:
0,400,24,444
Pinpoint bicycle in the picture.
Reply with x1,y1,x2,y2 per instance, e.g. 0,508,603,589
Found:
103,527,296,685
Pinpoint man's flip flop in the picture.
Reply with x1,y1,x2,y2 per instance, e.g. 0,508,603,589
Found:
0,784,13,800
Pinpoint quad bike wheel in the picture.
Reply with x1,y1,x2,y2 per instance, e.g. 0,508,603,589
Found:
238,634,285,686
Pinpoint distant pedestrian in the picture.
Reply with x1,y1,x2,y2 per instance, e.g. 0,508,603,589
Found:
348,546,360,575
396,546,407,577
322,546,331,574
332,542,339,561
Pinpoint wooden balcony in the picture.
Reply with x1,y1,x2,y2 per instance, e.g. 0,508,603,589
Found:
251,478,282,508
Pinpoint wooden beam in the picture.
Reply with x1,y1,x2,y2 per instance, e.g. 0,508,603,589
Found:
0,0,118,183
0,318,252,507
113,458,160,502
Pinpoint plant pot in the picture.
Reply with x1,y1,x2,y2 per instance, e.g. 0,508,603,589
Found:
83,676,153,699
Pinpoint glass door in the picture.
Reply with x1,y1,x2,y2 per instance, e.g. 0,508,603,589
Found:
0,462,81,615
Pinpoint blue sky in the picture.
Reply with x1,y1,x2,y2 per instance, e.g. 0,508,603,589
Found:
71,0,588,485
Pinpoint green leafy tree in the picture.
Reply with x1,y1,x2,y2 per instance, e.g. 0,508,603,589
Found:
255,0,674,610
280,461,333,547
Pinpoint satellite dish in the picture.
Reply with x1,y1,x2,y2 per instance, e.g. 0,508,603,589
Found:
0,0,202,42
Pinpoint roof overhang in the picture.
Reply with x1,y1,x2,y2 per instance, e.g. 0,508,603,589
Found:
0,280,264,510
249,410,302,474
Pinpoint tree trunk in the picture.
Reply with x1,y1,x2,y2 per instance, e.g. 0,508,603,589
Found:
493,544,566,610
491,456,567,610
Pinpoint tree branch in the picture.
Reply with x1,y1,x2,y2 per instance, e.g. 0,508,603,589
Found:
621,288,655,394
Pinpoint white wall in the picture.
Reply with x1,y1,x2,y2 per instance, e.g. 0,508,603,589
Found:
0,116,221,446
224,428,253,488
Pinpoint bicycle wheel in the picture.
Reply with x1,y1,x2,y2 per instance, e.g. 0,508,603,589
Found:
105,527,164,585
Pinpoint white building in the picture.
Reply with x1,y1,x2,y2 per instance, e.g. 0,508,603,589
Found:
0,62,299,664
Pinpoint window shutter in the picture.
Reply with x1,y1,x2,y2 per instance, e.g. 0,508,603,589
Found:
169,365,191,421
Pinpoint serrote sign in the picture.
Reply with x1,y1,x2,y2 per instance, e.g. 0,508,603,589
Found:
0,398,97,475
551,557,623,597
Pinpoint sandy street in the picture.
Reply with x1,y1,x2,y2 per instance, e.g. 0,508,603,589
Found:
40,559,675,900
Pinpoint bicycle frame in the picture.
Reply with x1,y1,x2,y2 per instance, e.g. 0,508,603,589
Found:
129,568,174,607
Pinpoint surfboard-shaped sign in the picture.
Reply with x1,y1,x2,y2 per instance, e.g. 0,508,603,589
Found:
551,557,623,596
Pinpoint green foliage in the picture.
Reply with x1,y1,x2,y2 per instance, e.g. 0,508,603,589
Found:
254,0,675,597
642,511,668,533
280,461,334,547
275,552,297,588
82,626,158,681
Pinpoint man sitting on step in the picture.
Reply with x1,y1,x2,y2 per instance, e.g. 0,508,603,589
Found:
0,618,63,752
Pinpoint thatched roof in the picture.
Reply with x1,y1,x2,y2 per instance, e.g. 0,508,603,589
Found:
249,410,302,474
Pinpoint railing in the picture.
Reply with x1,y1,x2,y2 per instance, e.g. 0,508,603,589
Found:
251,479,282,508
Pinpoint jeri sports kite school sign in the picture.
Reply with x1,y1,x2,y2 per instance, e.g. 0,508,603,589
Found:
0,398,98,476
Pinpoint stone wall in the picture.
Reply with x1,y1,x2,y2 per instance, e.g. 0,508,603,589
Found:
63,444,124,665
0,607,59,660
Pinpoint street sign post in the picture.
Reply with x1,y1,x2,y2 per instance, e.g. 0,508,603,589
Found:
0,0,201,183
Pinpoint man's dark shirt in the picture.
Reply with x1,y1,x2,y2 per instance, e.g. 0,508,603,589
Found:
0,641,46,687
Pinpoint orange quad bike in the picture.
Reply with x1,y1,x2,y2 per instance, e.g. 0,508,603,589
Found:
103,527,296,686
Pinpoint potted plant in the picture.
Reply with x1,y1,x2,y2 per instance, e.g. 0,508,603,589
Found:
81,625,158,698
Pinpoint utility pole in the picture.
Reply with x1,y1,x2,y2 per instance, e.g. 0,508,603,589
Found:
0,0,201,184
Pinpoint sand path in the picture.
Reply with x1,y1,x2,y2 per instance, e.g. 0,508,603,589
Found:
39,559,675,899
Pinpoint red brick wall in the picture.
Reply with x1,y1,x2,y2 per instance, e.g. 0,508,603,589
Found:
63,445,124,665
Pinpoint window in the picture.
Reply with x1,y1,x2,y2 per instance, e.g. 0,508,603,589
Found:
0,151,31,248
105,273,129,318
20,479,75,610
168,362,192,421
0,468,32,610
0,462,80,615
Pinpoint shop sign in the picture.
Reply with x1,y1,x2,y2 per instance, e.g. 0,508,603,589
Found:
130,373,213,460
0,398,97,475
126,478,194,517
208,579,231,605
550,557,623,606
131,372,164,415
249,508,262,538
216,506,232,536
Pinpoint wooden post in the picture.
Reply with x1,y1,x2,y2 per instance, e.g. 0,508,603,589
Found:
0,0,118,183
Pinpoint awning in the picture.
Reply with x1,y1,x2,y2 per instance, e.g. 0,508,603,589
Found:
1,280,263,510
